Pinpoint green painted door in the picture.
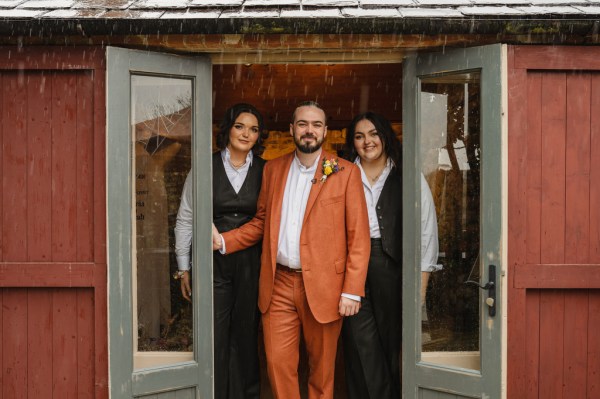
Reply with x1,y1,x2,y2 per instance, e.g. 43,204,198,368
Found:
402,45,504,398
107,47,213,399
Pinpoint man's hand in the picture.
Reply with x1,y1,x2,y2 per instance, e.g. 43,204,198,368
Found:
339,296,361,317
180,271,192,302
212,223,223,251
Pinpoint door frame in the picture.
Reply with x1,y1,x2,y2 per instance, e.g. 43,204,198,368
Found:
106,47,213,398
402,44,506,398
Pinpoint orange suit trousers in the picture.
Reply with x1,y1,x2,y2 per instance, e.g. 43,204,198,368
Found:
262,268,343,399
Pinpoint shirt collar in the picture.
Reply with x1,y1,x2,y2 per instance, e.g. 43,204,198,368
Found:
355,156,393,187
222,147,253,168
354,155,394,170
293,149,321,173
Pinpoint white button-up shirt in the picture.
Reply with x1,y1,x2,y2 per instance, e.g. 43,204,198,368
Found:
355,157,393,239
355,157,441,273
174,148,253,271
221,147,253,193
276,151,320,269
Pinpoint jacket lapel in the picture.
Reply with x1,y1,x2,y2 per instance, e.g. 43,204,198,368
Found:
270,152,294,265
302,150,327,226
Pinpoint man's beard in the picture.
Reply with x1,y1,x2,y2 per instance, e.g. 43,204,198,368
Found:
294,133,324,154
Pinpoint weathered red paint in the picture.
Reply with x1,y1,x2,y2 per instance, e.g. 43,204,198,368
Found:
0,47,107,399
508,45,600,399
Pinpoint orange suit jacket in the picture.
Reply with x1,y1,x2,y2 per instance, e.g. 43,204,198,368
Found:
222,150,371,323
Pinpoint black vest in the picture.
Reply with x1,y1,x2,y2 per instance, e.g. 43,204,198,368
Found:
376,166,402,264
212,152,265,234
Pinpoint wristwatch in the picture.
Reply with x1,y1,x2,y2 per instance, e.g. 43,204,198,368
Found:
173,270,188,280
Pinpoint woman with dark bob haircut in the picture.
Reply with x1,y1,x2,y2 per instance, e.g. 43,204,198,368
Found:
341,111,439,399
175,103,268,399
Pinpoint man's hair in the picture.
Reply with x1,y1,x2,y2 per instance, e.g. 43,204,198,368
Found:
291,101,327,124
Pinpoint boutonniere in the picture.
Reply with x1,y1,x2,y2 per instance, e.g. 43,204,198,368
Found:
319,158,343,184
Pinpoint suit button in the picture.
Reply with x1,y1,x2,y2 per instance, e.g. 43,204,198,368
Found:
234,213,238,217
377,206,381,210
380,226,385,230
378,215,383,220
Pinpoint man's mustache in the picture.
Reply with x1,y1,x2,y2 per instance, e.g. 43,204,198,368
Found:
301,134,316,140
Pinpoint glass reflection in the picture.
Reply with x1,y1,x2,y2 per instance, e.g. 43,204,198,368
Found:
131,75,193,361
420,71,481,371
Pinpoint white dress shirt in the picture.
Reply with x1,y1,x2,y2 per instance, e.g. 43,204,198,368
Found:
355,157,393,239
275,151,360,302
174,148,253,271
355,158,441,273
276,152,319,269
420,173,442,272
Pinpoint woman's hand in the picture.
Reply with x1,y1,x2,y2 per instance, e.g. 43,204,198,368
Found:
180,271,192,302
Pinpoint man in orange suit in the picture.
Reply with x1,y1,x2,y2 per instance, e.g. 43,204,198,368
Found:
213,101,370,399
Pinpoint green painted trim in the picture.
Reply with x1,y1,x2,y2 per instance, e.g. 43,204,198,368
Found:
191,57,214,399
107,47,213,399
402,44,503,399
132,363,199,396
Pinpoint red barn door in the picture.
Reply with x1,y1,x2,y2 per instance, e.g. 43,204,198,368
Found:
508,46,600,398
0,48,107,399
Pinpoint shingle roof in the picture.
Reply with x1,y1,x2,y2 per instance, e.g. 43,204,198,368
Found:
1,0,600,19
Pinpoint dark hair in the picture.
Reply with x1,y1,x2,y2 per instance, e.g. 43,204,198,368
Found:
216,103,268,156
343,111,402,167
291,100,327,123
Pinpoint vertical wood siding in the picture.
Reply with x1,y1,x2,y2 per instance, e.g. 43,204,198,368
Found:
508,46,600,399
0,48,106,399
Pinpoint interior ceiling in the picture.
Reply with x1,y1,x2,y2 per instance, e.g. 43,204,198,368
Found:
212,63,403,131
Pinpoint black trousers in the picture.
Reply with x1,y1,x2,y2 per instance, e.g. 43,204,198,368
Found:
342,239,402,399
213,244,261,399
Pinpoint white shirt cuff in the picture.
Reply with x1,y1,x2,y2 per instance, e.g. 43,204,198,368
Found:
341,293,361,302
421,263,443,272
176,255,190,271
219,234,226,254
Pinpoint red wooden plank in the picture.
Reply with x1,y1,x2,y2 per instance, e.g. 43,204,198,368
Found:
526,71,542,265
76,72,94,262
2,289,28,399
53,289,79,399
51,73,78,262
77,289,95,399
591,74,600,264
588,290,600,398
94,68,107,264
525,290,540,399
514,46,600,70
27,289,53,398
94,264,109,399
506,46,529,398
92,67,109,399
0,46,106,70
514,264,600,288
0,262,96,287
0,73,3,263
540,72,566,264
27,72,53,262
563,290,589,398
539,290,565,399
2,72,28,261
565,73,591,264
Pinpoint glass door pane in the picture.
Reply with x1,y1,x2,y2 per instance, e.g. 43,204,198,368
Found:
131,75,193,367
420,71,482,371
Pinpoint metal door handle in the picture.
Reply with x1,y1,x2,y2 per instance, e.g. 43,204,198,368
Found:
464,264,497,317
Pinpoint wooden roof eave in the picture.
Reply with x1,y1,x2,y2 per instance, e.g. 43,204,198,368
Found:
0,17,598,58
